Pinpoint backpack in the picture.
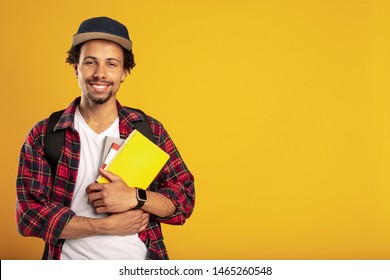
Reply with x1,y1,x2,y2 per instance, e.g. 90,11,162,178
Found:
42,107,155,260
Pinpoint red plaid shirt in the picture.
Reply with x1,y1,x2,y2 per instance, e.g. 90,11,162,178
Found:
16,97,195,260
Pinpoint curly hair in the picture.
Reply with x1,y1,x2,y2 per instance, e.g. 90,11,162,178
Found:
65,43,136,72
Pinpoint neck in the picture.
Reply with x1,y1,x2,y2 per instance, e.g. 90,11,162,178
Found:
79,97,119,134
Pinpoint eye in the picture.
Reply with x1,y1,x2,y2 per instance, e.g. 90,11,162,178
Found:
83,60,96,65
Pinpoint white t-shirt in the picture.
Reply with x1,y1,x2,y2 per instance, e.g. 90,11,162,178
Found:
60,107,147,260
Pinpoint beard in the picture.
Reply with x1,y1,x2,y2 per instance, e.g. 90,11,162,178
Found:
84,78,115,104
86,91,113,105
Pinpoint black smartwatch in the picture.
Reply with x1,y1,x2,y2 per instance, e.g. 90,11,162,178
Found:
135,188,147,209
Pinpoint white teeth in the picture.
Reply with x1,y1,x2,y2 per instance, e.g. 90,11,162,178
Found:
92,85,107,89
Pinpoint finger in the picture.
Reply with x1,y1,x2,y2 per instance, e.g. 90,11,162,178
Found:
140,219,149,232
141,214,149,227
95,206,108,214
99,168,121,182
142,212,150,220
142,215,149,226
92,199,105,208
139,224,146,232
87,191,103,204
86,183,104,194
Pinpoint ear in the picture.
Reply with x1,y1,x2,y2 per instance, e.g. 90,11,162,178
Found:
73,65,78,77
121,70,129,83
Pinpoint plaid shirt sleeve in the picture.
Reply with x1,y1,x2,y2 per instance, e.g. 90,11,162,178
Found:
148,117,195,225
16,119,75,245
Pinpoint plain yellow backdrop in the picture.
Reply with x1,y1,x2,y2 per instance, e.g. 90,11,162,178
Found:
1,0,390,260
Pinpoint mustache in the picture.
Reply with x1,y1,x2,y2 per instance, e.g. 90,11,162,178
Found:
87,78,114,85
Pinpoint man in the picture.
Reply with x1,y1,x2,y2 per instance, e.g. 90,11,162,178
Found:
16,17,195,260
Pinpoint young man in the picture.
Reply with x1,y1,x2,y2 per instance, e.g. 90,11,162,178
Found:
16,17,195,260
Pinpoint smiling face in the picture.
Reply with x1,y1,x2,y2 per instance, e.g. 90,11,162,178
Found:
74,39,128,105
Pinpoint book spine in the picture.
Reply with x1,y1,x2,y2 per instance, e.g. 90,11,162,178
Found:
101,142,122,169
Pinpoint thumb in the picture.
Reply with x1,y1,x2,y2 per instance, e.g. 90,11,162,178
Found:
98,168,121,182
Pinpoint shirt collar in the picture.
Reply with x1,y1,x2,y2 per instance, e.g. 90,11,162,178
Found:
53,97,145,134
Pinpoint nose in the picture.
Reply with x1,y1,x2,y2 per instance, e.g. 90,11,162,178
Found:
93,64,107,79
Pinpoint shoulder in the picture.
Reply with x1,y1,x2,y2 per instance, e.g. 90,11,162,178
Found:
120,106,165,130
20,117,49,157
133,109,167,137
119,106,171,144
26,118,48,144
22,98,79,150
144,114,163,128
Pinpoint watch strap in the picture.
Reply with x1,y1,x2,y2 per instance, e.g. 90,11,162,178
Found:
135,188,147,209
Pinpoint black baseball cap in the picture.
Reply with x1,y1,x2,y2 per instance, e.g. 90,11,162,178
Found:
72,17,132,50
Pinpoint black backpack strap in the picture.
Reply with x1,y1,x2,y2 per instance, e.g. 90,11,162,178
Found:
42,109,65,260
127,107,156,144
44,110,65,175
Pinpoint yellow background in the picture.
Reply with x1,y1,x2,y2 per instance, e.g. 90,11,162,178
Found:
1,0,389,259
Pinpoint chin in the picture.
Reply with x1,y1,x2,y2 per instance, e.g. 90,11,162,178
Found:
87,92,113,104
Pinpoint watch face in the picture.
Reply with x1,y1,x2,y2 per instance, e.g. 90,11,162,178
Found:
137,189,147,201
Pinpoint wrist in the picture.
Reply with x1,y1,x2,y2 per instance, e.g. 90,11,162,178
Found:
134,188,147,209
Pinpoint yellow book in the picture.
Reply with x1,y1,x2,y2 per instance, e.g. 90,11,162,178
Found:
96,129,170,190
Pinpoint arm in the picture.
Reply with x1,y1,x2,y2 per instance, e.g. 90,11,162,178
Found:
59,209,149,239
16,121,75,244
151,123,195,225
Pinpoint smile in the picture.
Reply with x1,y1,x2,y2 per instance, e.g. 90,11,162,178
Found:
89,83,111,92
93,84,108,89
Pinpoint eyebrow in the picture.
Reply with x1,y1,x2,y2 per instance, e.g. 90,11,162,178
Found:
82,56,122,63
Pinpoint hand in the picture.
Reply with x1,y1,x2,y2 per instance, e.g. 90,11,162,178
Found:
86,168,138,213
105,209,150,236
